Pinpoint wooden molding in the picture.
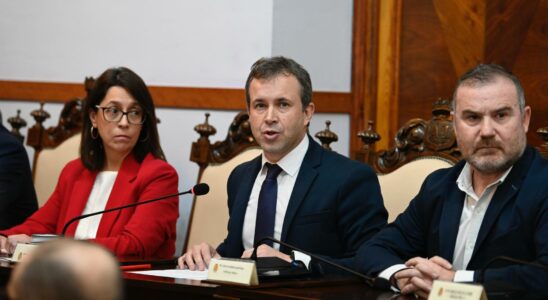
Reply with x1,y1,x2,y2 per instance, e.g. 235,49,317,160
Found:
0,80,351,113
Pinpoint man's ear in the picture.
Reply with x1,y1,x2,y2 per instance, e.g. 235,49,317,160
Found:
304,102,315,126
522,106,531,133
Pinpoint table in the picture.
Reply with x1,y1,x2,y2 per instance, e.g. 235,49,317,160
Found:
123,270,406,300
2,259,406,300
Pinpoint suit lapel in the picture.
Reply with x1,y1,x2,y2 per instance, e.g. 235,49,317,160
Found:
281,137,321,241
470,148,532,260
438,179,465,260
96,154,140,237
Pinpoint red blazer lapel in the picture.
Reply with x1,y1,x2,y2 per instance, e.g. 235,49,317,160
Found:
62,168,96,235
96,154,139,237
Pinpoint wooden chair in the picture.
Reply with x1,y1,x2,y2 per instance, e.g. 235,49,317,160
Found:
185,112,261,252
184,112,340,252
356,99,462,222
26,77,93,206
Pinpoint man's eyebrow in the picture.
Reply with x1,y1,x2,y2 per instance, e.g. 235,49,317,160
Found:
460,109,480,115
494,106,512,113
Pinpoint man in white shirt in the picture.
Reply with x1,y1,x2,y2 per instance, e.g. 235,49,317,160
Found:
179,56,387,273
355,64,548,298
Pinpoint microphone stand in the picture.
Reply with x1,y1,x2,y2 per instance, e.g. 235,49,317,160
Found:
61,183,209,236
61,190,188,236
253,236,390,290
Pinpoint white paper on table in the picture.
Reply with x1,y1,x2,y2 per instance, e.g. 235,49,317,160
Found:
130,268,208,280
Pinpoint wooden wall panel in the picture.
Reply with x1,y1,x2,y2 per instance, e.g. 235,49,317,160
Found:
373,0,547,149
513,0,548,146
398,0,456,126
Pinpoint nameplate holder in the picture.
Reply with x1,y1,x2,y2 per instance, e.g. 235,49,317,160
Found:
429,280,487,300
11,243,38,262
207,258,258,286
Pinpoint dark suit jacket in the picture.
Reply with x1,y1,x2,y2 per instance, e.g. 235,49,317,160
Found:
355,146,548,294
217,136,388,270
0,123,38,229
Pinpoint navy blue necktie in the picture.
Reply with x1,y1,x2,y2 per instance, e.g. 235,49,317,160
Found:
254,163,283,247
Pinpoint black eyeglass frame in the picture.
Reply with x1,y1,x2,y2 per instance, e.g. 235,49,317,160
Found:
95,105,146,125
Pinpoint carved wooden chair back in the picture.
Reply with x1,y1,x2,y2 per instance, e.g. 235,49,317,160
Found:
27,78,93,206
28,100,84,206
185,112,261,252
356,100,462,222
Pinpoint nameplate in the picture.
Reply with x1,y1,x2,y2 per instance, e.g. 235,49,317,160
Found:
207,258,258,286
11,243,38,262
429,280,487,300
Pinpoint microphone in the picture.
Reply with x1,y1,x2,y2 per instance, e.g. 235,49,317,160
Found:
60,183,209,236
252,236,391,290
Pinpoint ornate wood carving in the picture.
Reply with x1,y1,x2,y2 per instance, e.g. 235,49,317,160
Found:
356,99,461,173
190,112,258,177
26,99,84,153
6,110,27,143
315,120,338,151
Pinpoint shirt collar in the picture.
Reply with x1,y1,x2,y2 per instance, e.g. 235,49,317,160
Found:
456,162,513,196
261,135,309,177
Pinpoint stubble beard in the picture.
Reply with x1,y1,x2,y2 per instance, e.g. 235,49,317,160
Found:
466,137,525,175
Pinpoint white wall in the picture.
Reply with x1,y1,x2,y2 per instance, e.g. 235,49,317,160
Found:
0,0,354,255
272,0,353,92
0,0,273,88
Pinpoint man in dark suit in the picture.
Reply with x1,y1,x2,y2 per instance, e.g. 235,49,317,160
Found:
0,114,38,230
179,56,387,272
355,64,548,298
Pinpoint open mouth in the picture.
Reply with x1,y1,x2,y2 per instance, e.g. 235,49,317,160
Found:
263,130,279,140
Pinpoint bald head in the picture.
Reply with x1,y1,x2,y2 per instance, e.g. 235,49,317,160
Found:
8,239,123,300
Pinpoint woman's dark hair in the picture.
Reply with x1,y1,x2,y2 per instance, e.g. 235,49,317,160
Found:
81,67,165,171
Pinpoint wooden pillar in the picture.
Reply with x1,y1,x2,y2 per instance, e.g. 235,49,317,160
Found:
375,0,402,150
351,0,402,153
351,0,379,156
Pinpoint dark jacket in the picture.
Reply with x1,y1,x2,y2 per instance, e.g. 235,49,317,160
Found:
0,123,38,229
218,136,388,270
356,146,548,295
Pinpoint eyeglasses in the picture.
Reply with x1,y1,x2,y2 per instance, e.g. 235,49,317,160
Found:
95,105,146,125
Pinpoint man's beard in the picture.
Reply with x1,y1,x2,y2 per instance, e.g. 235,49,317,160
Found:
466,139,524,174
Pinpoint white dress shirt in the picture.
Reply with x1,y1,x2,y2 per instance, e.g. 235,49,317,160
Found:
242,135,309,250
74,171,117,240
451,163,512,281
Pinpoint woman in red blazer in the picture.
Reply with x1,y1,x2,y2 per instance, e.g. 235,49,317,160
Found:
0,67,179,258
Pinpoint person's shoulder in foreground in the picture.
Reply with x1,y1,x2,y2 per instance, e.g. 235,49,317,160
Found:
8,239,123,300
